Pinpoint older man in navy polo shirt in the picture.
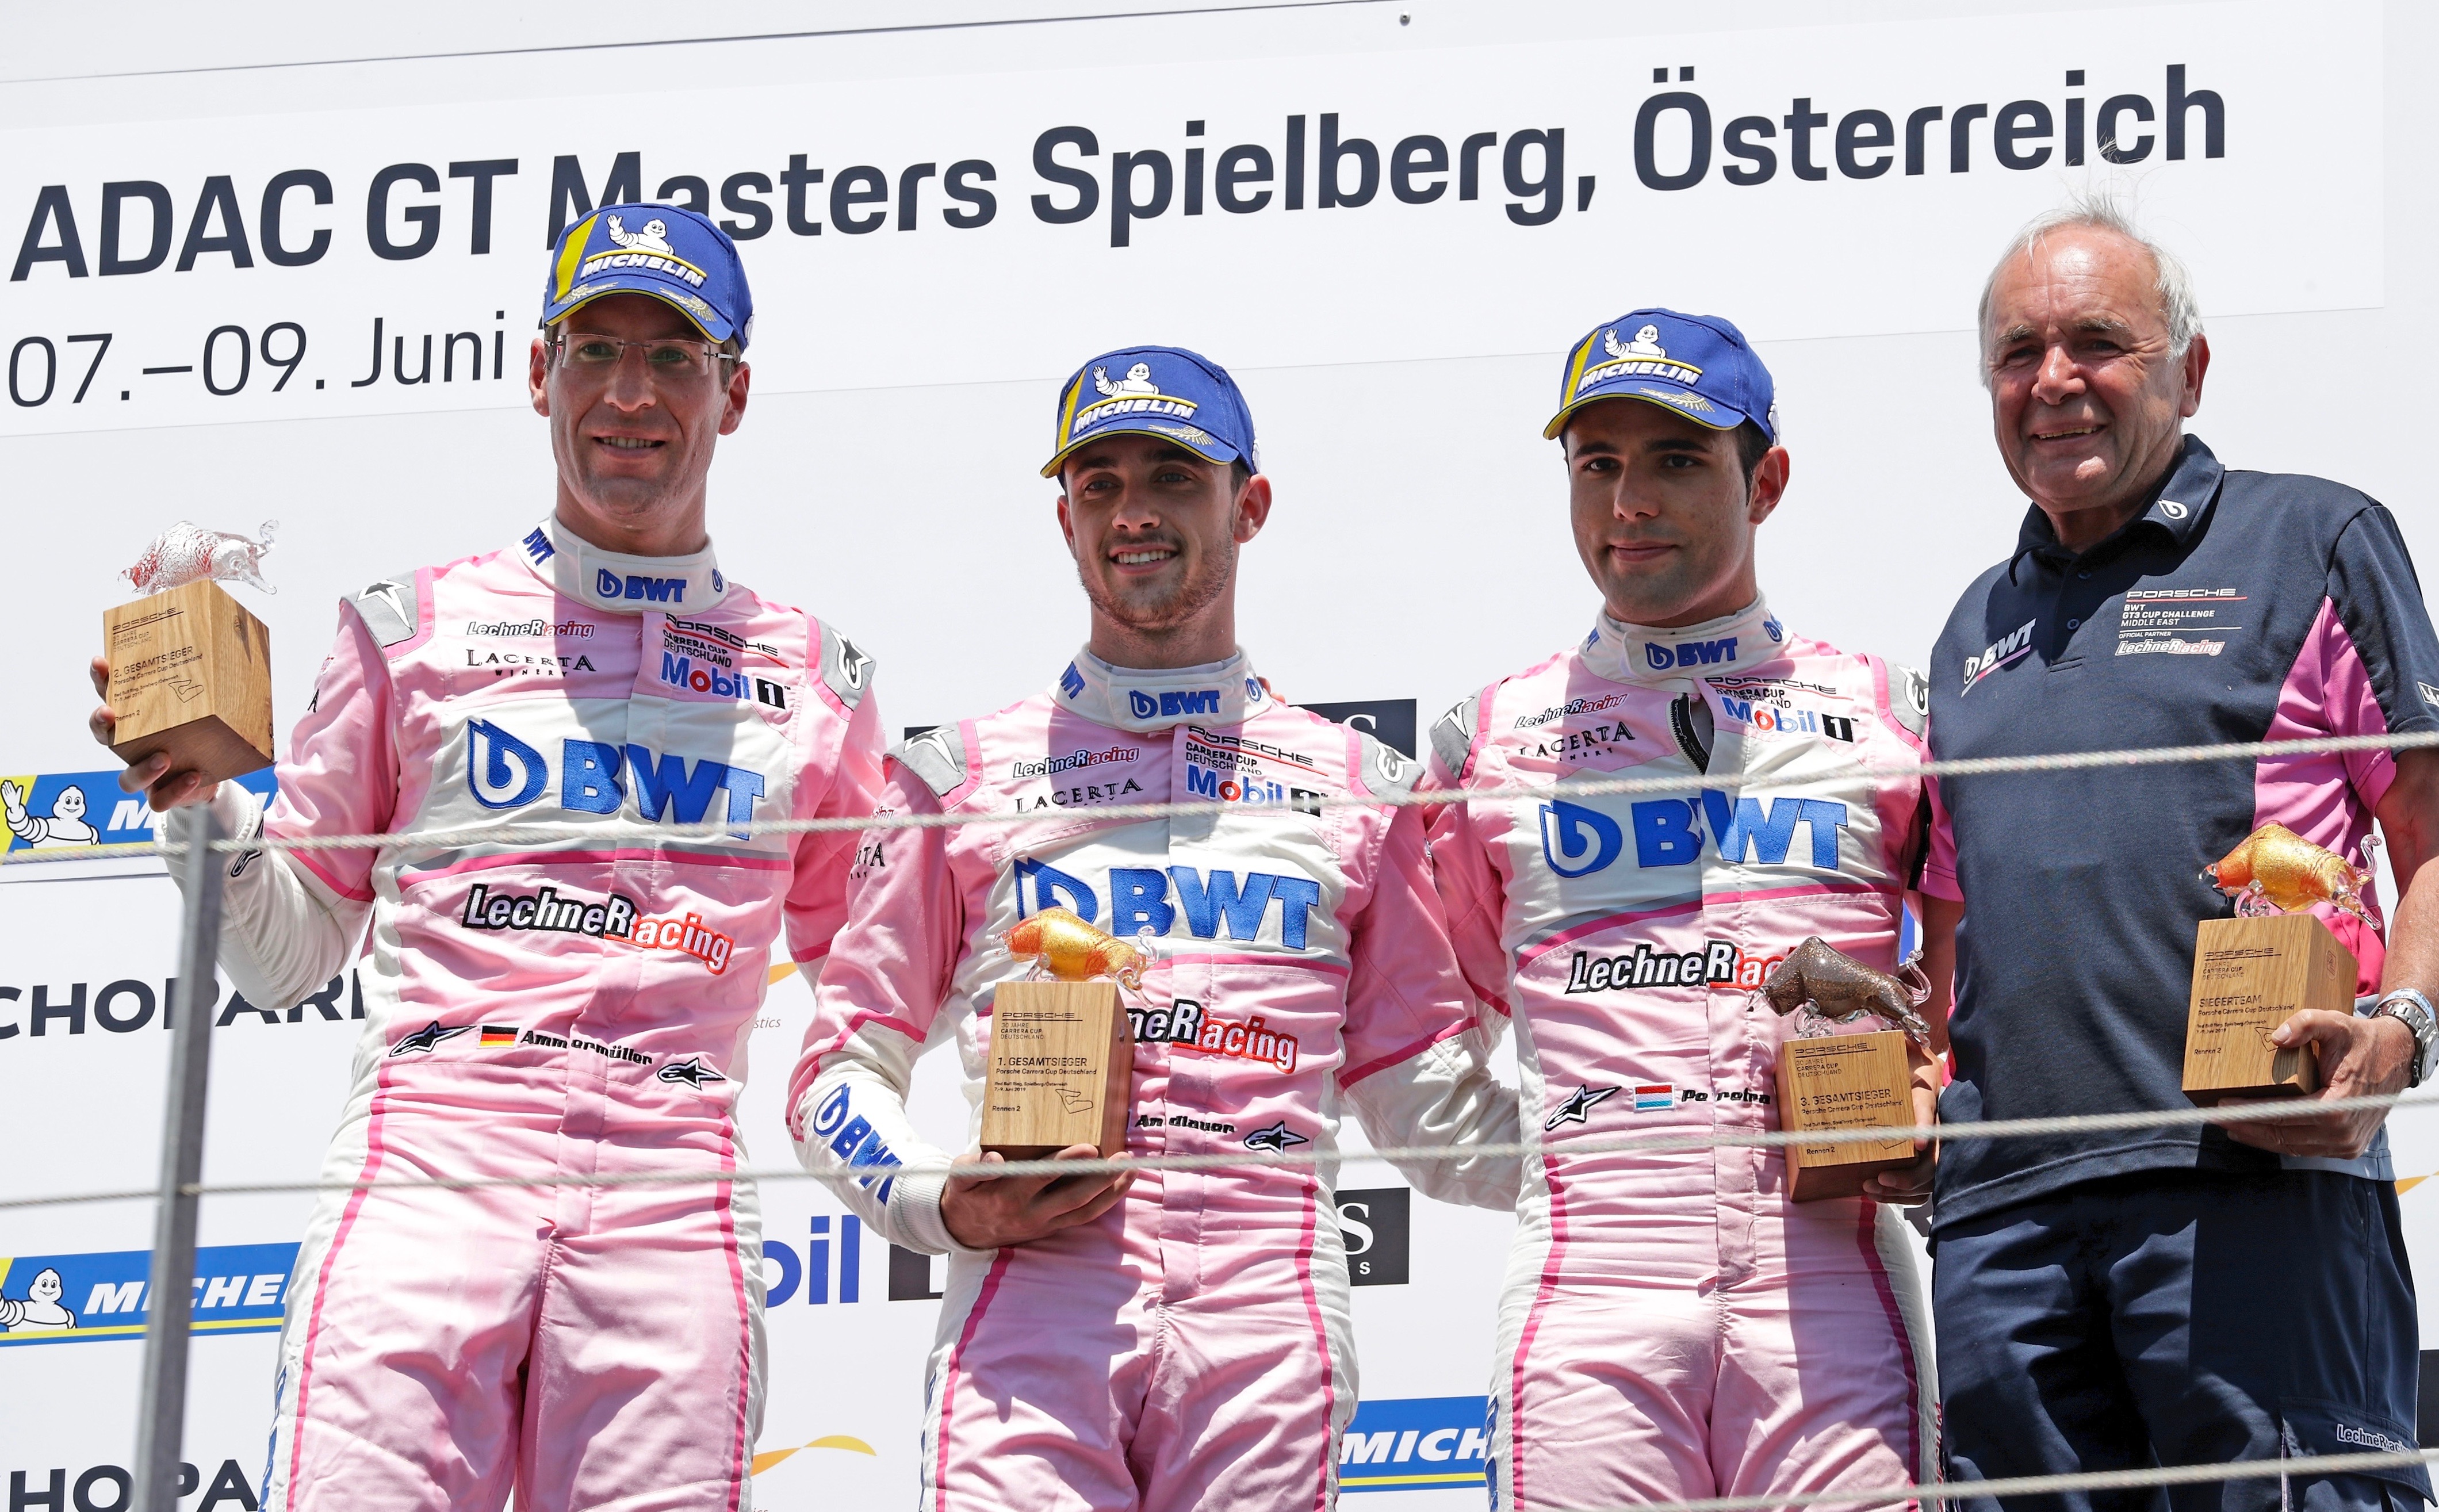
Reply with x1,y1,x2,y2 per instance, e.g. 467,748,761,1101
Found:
1920,196,2439,1512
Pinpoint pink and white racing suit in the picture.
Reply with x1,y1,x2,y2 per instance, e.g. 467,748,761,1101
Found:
787,649,1517,1512
166,515,884,1512
1424,599,1939,1512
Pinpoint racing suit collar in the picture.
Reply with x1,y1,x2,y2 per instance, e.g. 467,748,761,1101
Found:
512,515,730,615
1580,598,1785,684
1053,646,1270,732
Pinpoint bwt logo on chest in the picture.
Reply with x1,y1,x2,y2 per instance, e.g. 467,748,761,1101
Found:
1539,791,1848,876
463,719,767,836
1644,636,1737,671
598,568,688,603
1016,858,1323,948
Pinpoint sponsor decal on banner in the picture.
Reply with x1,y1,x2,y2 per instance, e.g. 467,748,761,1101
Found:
763,1214,866,1307
0,767,275,857
1301,699,1419,759
3,1460,261,1511
1337,1186,1411,1287
1338,1396,1491,1491
0,1242,297,1346
0,970,366,1040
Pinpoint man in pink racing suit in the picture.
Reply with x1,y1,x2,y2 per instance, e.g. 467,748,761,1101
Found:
1424,308,1943,1512
787,344,1517,1512
89,204,885,1511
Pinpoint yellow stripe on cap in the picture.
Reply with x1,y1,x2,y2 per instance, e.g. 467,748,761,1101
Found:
552,213,600,305
1542,330,1605,439
1039,371,1090,477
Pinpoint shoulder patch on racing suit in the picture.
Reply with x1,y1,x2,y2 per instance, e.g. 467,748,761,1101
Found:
893,725,968,798
1891,663,1929,739
1431,694,1481,782
1360,731,1422,798
348,573,422,649
818,623,876,710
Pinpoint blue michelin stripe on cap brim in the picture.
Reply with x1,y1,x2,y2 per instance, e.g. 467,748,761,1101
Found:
1543,381,1752,441
541,286,732,344
1039,422,1245,479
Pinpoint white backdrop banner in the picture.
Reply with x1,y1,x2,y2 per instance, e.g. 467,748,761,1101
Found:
0,1,2378,433
0,3,2410,1509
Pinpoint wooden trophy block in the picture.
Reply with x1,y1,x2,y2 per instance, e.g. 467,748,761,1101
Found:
981,980,1133,1160
2183,913,2356,1105
1776,1028,1918,1202
103,579,274,786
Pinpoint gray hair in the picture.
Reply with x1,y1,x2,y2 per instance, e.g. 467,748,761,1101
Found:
1977,190,2203,384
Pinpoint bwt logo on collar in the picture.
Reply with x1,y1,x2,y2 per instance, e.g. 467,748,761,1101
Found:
1129,688,1222,719
598,568,687,604
1644,636,1736,671
1961,619,2037,695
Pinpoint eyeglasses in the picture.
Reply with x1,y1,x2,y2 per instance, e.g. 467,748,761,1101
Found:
549,334,736,380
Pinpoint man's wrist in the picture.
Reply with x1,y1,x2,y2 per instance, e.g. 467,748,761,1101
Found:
2372,989,2437,1088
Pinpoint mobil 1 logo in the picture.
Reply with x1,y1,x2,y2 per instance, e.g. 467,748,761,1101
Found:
1338,1186,1410,1287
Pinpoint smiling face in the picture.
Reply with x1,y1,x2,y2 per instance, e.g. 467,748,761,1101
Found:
29,1269,60,1303
1982,225,2209,546
1564,399,1787,629
52,786,85,821
527,293,748,556
1057,433,1270,667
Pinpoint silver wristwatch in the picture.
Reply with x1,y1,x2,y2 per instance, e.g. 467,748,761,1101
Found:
2371,989,2438,1089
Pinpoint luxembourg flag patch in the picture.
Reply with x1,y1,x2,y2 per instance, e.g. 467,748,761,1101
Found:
1632,1084,1676,1113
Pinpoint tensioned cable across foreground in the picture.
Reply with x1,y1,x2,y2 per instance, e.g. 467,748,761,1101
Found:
1,1089,2426,1210
5,727,2434,866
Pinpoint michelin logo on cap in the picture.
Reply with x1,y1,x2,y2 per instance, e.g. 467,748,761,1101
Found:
1577,325,1703,392
540,202,755,350
1040,344,1260,479
1543,307,1776,443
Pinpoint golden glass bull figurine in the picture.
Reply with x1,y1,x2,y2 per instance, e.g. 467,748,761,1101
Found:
2203,822,2376,920
1001,906,1151,990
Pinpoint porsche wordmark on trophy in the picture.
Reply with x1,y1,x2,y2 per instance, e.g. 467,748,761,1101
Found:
981,908,1142,1159
103,523,280,787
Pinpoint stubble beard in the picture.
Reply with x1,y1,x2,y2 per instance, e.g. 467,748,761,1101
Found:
1079,534,1236,640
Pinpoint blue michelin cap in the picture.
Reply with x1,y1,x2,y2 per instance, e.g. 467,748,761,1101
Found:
540,202,755,350
1040,345,1258,479
1544,308,1776,442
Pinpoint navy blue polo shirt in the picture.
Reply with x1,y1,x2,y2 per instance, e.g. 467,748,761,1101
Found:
1923,434,2439,1228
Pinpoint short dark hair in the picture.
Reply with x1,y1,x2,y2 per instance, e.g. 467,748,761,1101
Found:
1732,421,1772,485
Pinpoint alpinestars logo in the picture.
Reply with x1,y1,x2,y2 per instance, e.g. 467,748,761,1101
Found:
1243,1120,1310,1153
389,1021,470,1056
657,1057,727,1088
1961,619,2036,695
1544,1085,1619,1129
